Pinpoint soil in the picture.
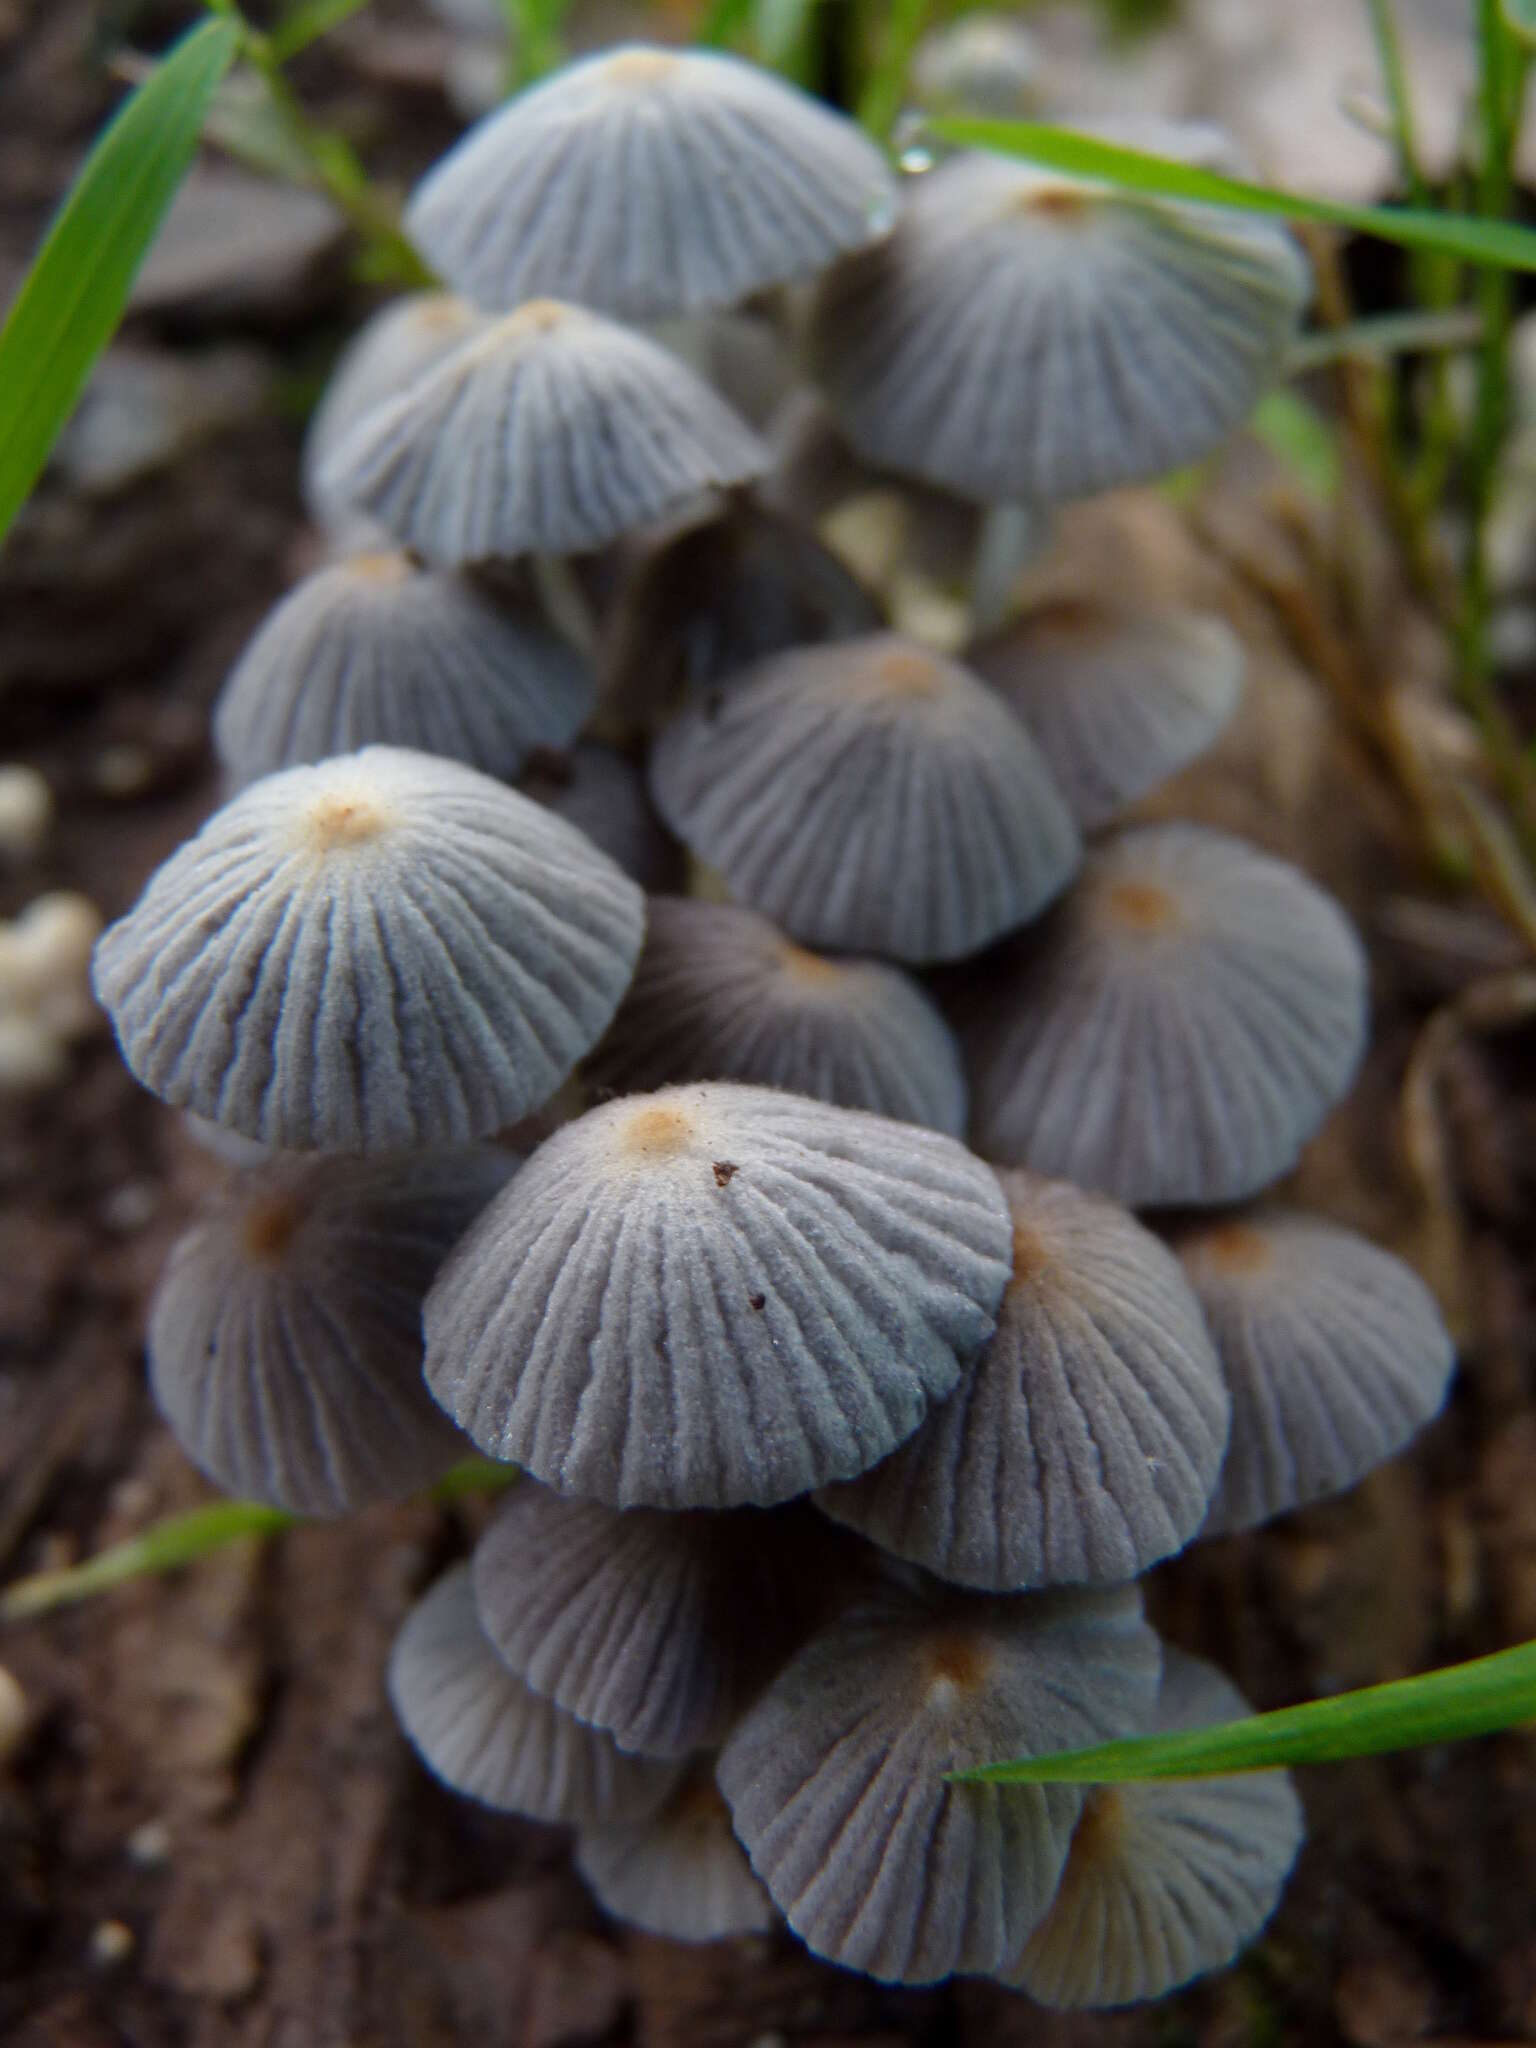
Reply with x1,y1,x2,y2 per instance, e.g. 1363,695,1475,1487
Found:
3,5,1536,2045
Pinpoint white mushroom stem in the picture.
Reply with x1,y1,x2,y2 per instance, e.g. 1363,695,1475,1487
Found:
531,551,600,658
969,501,1050,635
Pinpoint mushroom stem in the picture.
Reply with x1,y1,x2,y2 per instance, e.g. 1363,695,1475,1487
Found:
532,551,600,658
969,501,1048,634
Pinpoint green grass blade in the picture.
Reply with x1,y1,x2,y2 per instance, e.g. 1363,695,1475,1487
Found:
270,0,372,64
956,1640,1536,1784
1506,0,1536,45
926,116,1536,272
0,1502,295,1622
697,0,756,47
0,17,241,550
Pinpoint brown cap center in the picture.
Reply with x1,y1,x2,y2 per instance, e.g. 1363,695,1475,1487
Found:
1193,1221,1274,1276
617,1103,696,1162
239,1195,303,1265
301,791,391,854
924,1631,993,1704
348,551,414,587
605,49,678,86
1101,878,1180,935
869,647,947,700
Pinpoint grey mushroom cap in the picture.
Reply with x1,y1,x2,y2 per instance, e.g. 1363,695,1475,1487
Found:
649,634,1081,964
809,144,1309,504
91,746,645,1152
387,1565,684,1826
717,1578,1161,1984
212,553,595,787
576,1762,777,1943
405,45,898,321
590,896,969,1135
147,1150,509,1515
423,1081,1014,1509
1006,1648,1305,2006
519,742,684,894
1177,1212,1455,1533
967,823,1369,1207
968,600,1245,831
818,1168,1230,1590
317,299,769,566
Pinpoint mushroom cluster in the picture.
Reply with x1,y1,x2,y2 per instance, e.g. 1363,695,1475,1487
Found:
91,42,1457,2010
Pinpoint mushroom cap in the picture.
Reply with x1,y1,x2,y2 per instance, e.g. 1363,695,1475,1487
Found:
576,1762,777,1942
967,823,1369,1206
649,634,1081,964
818,1168,1229,1589
809,145,1309,504
423,1081,1014,1509
387,1565,683,1825
147,1150,508,1514
405,44,898,321
1177,1211,1455,1533
520,742,684,893
968,600,1245,831
717,1578,1161,1983
590,896,968,1135
318,300,768,566
1007,1648,1305,2006
212,553,595,788
92,746,645,1151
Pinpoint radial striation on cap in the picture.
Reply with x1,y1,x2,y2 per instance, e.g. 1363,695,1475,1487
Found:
818,1169,1229,1589
406,45,898,320
318,300,769,566
967,823,1369,1207
92,746,645,1152
576,1761,777,1943
423,1082,1014,1509
649,635,1081,963
717,1577,1160,1983
1177,1211,1455,1533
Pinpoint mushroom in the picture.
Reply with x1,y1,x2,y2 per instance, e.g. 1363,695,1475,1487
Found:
649,634,1081,964
405,45,898,320
968,599,1246,831
519,741,684,893
388,1565,683,1825
212,552,594,788
1175,1211,1455,1532
716,1575,1161,1983
818,1168,1230,1589
575,1760,777,1943
1005,1648,1305,2006
422,1081,1014,1509
147,1150,510,1514
967,823,1369,1206
91,746,645,1150
318,299,769,566
589,896,969,1135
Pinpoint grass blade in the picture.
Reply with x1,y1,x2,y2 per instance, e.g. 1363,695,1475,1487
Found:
0,17,241,550
925,116,1536,272
270,0,372,64
956,1640,1536,1784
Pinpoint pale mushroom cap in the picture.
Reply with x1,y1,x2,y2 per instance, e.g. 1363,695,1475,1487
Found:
147,1150,508,1514
576,1762,777,1943
212,554,595,787
406,45,898,320
1007,1648,1305,2006
590,896,969,1135
717,1579,1161,1983
91,746,645,1151
818,1168,1230,1589
519,742,684,892
810,145,1309,503
969,601,1246,830
649,634,1081,963
318,299,769,565
387,1565,683,1826
1177,1211,1455,1533
967,823,1369,1206
423,1081,1014,1509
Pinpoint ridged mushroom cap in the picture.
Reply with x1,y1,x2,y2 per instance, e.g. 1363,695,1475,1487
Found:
91,746,645,1151
147,1150,508,1515
649,635,1081,964
967,823,1369,1206
1006,1649,1305,2006
809,144,1309,503
576,1762,776,1942
969,600,1245,830
387,1566,683,1825
318,299,769,565
423,1081,1014,1509
212,553,595,787
406,45,898,320
590,896,968,1135
472,1486,829,1756
818,1169,1229,1589
717,1578,1161,1983
1177,1212,1455,1533
520,742,684,892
